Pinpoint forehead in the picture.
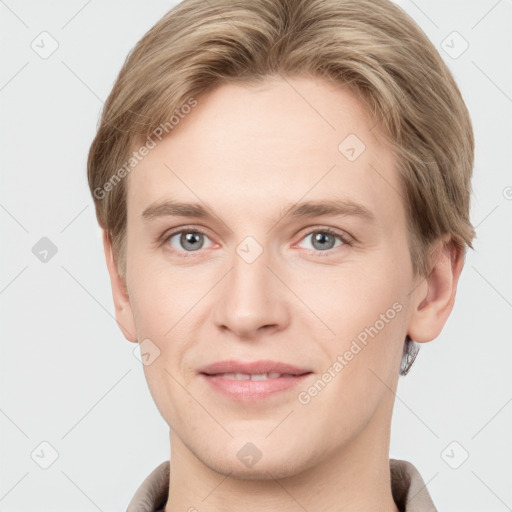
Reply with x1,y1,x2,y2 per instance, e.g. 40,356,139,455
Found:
126,76,402,228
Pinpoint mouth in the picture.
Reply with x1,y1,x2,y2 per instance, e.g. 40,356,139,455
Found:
197,360,314,401
201,372,310,380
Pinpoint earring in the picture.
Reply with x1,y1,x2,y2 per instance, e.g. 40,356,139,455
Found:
400,335,420,376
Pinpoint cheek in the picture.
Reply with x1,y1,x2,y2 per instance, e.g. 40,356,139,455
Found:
295,297,406,441
289,257,407,336
291,260,408,400
128,254,196,335
132,270,197,426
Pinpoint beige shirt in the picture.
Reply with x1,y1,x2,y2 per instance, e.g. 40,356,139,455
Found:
126,458,437,512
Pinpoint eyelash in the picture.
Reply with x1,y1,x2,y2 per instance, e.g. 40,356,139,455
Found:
160,225,353,259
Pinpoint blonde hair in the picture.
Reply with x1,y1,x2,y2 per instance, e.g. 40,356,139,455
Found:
87,0,475,371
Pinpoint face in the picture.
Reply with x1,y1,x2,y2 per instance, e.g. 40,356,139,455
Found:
110,76,431,478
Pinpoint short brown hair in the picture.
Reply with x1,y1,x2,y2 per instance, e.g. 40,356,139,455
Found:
88,0,475,292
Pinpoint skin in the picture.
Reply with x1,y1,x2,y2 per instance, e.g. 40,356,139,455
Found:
103,76,464,512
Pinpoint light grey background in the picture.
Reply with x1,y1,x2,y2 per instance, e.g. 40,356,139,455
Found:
1,0,511,510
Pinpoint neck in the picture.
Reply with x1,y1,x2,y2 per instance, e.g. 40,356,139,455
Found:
163,400,399,512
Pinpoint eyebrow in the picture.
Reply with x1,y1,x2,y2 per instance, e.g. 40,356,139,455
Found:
141,198,375,223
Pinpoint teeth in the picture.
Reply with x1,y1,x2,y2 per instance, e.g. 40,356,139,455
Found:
252,372,282,380
224,373,250,380
221,372,283,380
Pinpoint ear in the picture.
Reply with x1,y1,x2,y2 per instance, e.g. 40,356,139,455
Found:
407,236,465,343
102,229,138,343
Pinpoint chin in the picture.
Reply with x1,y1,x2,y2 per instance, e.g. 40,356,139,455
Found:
209,456,303,481
200,439,316,481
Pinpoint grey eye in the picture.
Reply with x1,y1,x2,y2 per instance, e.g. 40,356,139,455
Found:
168,231,212,252
300,231,344,252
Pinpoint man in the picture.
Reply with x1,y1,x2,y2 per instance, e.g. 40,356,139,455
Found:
87,0,475,510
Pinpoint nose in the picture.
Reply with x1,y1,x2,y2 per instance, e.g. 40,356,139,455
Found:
212,247,290,340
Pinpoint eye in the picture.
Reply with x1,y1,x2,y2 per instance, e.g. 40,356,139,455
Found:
297,228,349,253
165,229,213,255
161,226,351,258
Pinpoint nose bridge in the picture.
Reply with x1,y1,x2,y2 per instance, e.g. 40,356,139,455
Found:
213,237,288,337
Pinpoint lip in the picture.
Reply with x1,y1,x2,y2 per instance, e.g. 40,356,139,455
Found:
198,359,312,376
198,359,313,402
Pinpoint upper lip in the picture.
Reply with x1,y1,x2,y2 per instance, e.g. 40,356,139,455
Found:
198,359,312,376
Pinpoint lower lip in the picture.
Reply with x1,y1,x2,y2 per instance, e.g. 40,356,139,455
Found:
200,373,313,402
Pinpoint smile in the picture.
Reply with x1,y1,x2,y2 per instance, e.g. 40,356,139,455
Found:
199,372,313,401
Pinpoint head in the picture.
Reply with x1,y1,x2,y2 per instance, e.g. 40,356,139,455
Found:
88,0,474,479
